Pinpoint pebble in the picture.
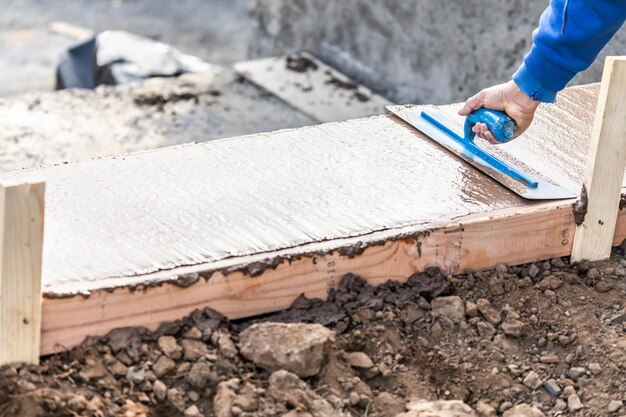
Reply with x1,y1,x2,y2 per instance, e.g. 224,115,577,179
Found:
563,386,577,397
588,362,603,375
152,356,176,378
528,264,541,278
347,352,375,369
553,399,567,412
502,403,545,417
502,319,525,338
465,301,478,317
476,400,497,417
523,371,542,390
596,281,614,293
168,388,187,412
477,299,502,325
158,336,182,360
349,391,360,406
182,339,210,362
184,405,202,417
184,327,203,340
587,268,600,280
126,366,145,383
107,359,128,377
153,380,167,401
431,296,465,323
568,394,584,412
217,332,239,359
187,361,214,389
608,400,623,413
568,367,587,381
431,322,443,339
188,391,200,402
538,276,563,290
499,401,513,413
477,321,497,339
542,379,562,397
539,353,560,364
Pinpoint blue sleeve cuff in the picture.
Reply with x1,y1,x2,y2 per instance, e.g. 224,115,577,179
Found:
512,62,558,103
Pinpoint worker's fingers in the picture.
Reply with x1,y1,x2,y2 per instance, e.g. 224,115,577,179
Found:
458,91,485,116
484,131,499,144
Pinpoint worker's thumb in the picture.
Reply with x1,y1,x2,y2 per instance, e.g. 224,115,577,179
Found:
458,91,485,116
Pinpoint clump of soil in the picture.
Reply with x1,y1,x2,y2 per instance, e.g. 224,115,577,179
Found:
325,76,357,91
3,251,626,417
285,55,318,73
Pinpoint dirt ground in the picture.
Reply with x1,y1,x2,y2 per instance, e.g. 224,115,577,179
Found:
3,248,626,417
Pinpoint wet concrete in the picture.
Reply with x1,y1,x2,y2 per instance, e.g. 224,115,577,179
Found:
0,84,605,295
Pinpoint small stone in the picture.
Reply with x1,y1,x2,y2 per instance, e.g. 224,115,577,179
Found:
347,352,375,369
477,299,502,325
477,321,496,339
528,264,541,278
608,400,623,413
188,391,200,402
185,327,203,340
431,322,443,339
488,276,505,296
587,268,600,280
568,367,587,381
182,339,210,361
158,336,182,360
187,362,215,389
523,371,542,390
476,400,497,417
126,366,145,383
67,395,89,412
563,386,576,397
152,356,176,378
502,319,525,338
499,402,513,413
168,388,187,412
568,394,584,413
538,276,563,290
184,405,202,417
539,353,560,364
596,281,614,293
615,265,626,277
349,391,360,406
588,362,602,375
238,322,335,377
401,400,476,417
542,379,562,397
153,380,167,401
502,404,545,417
431,296,465,323
495,264,508,277
107,360,127,377
216,331,238,359
553,399,567,412
465,301,478,317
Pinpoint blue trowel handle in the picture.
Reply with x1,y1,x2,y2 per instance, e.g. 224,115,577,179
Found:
464,108,517,143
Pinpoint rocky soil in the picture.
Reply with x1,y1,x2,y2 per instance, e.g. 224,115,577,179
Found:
4,250,626,417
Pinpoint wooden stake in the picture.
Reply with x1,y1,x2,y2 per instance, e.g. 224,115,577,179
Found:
572,57,626,262
0,180,45,365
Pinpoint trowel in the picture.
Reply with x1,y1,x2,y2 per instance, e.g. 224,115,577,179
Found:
401,108,576,200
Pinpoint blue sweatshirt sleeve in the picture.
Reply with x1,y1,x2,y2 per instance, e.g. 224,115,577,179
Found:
512,0,626,103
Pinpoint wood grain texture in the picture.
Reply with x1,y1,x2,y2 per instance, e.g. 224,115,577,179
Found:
234,53,392,123
572,57,626,261
0,180,45,365
39,199,626,355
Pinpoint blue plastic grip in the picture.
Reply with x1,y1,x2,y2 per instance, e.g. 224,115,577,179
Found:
464,108,517,143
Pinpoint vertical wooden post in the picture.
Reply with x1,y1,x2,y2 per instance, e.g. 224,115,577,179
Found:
572,57,626,262
0,180,45,365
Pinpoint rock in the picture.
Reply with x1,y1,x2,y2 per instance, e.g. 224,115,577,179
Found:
539,353,559,364
476,299,502,325
182,339,210,361
233,383,258,412
553,399,567,412
568,367,587,380
239,323,335,377
268,370,346,417
587,268,600,280
67,395,89,412
401,305,425,324
158,336,182,360
214,379,239,417
400,400,477,417
168,388,187,413
106,359,127,377
431,296,465,323
495,264,508,277
523,371,542,389
430,322,443,339
542,379,562,397
568,394,584,412
372,392,405,417
349,391,360,406
608,400,623,413
126,366,145,383
477,321,496,339
502,320,525,338
502,404,545,417
188,391,200,402
152,356,176,378
185,327,203,340
187,361,215,389
596,281,614,293
588,362,602,375
538,276,563,290
488,276,505,296
216,331,239,359
616,264,626,277
347,352,375,369
184,405,202,417
153,380,167,401
563,386,576,397
475,400,497,417
528,264,541,278
465,301,478,317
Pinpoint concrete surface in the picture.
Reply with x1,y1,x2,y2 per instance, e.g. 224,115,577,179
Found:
251,0,626,104
0,73,313,172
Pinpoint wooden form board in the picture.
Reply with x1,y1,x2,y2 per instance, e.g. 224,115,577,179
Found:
0,180,45,364
1,83,622,355
234,53,393,123
572,57,626,261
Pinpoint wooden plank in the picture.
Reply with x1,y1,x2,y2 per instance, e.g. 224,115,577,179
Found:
40,199,619,355
48,21,94,40
234,53,393,123
572,57,626,261
0,180,45,365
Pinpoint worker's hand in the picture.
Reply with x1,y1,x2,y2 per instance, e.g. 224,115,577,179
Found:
458,80,540,144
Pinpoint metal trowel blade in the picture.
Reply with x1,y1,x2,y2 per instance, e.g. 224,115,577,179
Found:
402,109,576,200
